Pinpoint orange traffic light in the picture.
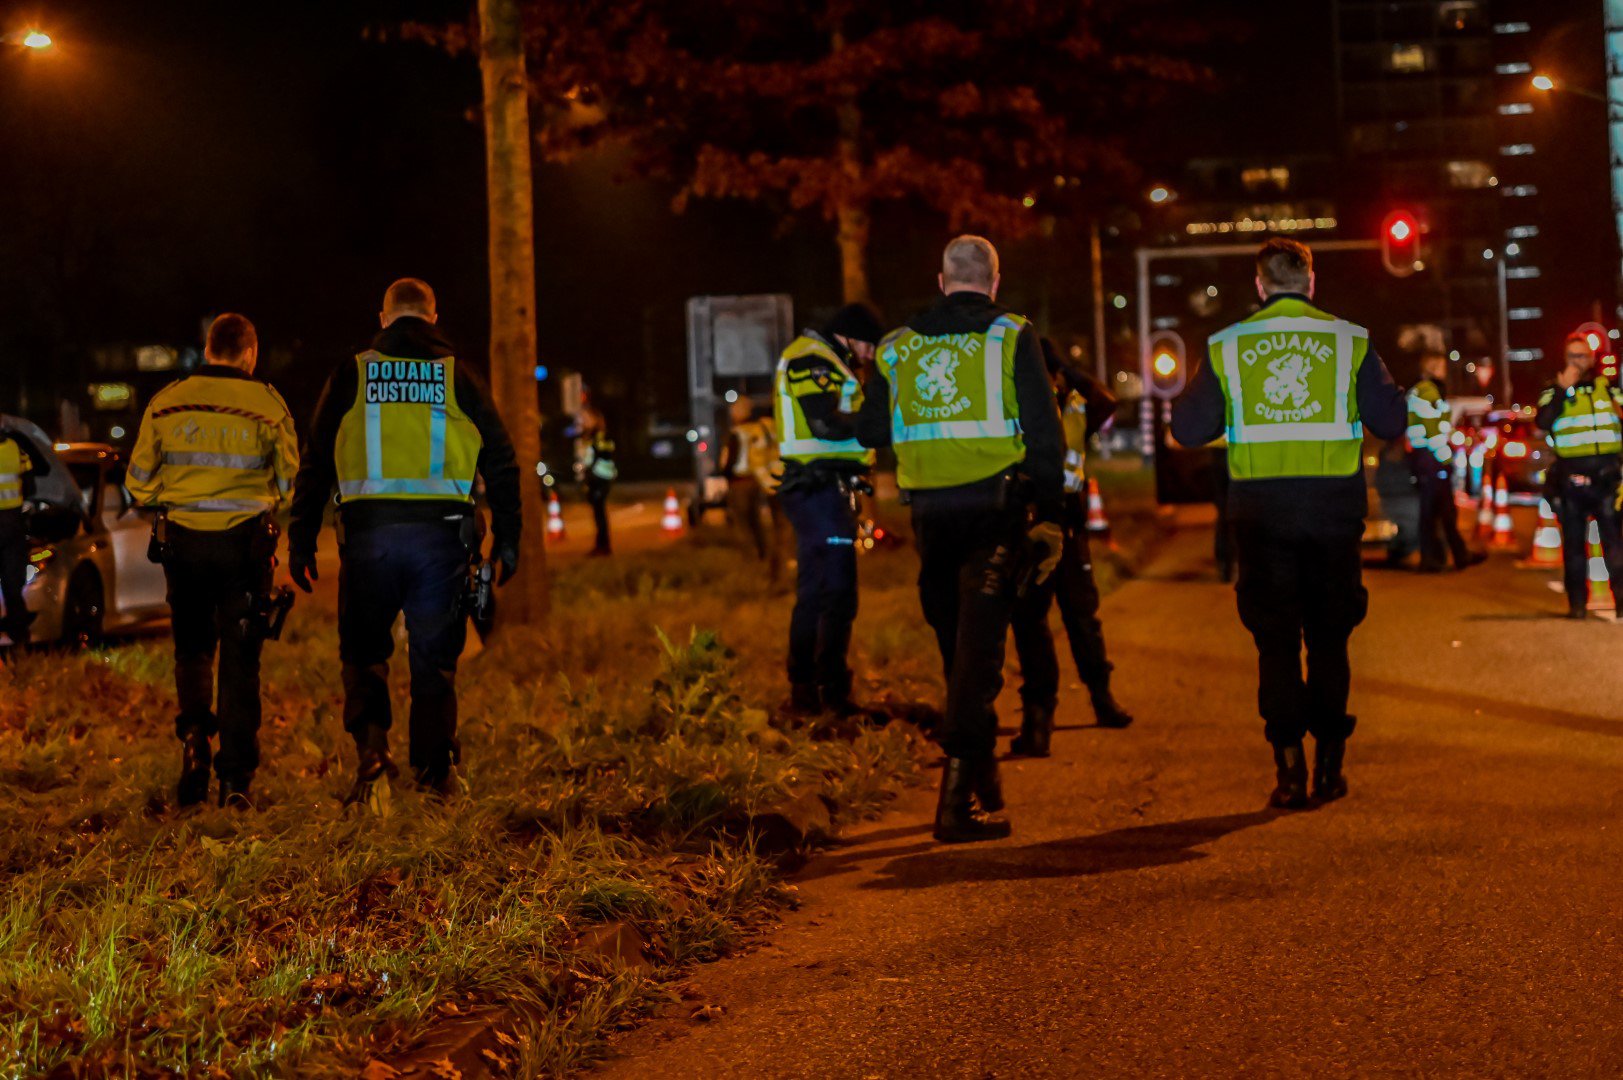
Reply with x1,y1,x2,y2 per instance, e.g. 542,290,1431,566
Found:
1147,331,1186,399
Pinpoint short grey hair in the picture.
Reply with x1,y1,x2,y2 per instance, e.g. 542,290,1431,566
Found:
942,235,999,290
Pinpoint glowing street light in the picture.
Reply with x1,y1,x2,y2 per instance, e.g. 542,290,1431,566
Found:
1531,74,1556,92
1148,185,1175,205
1,29,52,49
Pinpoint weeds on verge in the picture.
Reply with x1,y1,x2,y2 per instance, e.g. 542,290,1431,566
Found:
0,540,931,1077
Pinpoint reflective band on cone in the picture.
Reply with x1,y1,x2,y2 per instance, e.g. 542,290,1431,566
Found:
1490,478,1516,551
1587,519,1612,610
547,490,565,541
1086,477,1110,536
662,489,685,534
1516,498,1562,570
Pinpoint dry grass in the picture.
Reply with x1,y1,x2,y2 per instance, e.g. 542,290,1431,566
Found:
0,474,1158,1077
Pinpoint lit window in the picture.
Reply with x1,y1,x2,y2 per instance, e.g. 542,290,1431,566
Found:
1503,184,1538,197
1508,307,1543,320
1499,143,1535,156
1508,225,1539,238
1496,62,1532,75
1389,44,1430,73
1494,22,1531,34
1507,348,1545,362
1239,166,1291,192
1499,103,1533,115
1446,160,1496,188
1507,266,1542,279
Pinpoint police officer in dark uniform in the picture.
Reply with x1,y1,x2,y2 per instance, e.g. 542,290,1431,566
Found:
1009,339,1134,756
1172,239,1405,808
0,423,40,645
1534,331,1623,617
773,304,881,715
1406,350,1480,573
289,278,522,799
858,236,1065,843
126,313,301,807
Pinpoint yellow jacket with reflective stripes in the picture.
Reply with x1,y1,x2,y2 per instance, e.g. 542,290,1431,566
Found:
0,435,32,510
126,365,299,531
1060,390,1089,494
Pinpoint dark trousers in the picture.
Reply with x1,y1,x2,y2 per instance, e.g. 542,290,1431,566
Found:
586,478,613,553
914,500,1025,761
1412,456,1469,570
339,521,468,781
1013,503,1112,708
165,521,269,784
779,483,858,696
0,509,28,637
1211,449,1235,580
1233,515,1367,748
1552,474,1623,609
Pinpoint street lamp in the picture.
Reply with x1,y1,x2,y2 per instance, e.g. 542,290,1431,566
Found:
1530,72,1623,110
1,29,52,49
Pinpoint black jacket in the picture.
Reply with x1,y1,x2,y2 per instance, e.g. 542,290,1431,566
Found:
856,291,1065,520
289,317,522,556
1171,293,1407,523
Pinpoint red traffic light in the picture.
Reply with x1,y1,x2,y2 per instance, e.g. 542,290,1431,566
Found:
1381,210,1423,278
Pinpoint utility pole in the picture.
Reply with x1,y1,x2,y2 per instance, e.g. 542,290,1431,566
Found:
478,0,549,624
1090,220,1108,385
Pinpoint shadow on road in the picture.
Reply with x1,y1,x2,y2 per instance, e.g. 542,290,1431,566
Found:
859,810,1280,891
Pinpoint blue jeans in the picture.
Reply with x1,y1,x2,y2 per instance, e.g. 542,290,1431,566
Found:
338,521,468,780
779,484,858,695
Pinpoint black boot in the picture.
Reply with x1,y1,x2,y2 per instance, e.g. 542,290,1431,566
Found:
786,683,822,716
1009,701,1055,757
177,730,212,808
1568,600,1588,620
1312,738,1348,802
1269,743,1309,809
972,753,1005,813
415,767,460,799
933,758,1012,844
344,727,398,806
1090,686,1135,730
218,778,253,810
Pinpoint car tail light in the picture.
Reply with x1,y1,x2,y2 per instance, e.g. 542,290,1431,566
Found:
1502,441,1528,459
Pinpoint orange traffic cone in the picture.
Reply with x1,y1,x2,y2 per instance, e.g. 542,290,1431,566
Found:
1085,477,1111,537
661,489,685,534
1475,478,1496,540
1516,499,1562,570
546,489,565,541
1490,478,1516,551
1587,520,1613,610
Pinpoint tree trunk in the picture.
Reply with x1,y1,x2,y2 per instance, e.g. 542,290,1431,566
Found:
835,198,871,305
832,24,871,306
478,0,549,625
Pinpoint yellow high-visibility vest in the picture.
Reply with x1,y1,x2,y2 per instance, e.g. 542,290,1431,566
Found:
0,438,28,510
334,352,482,503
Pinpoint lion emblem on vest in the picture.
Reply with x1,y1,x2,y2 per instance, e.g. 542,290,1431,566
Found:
915,347,960,404
1262,353,1312,410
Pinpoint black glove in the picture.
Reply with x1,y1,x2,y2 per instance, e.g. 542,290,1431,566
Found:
493,538,520,586
289,550,318,594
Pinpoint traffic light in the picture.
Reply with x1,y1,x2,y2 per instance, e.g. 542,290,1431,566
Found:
1381,209,1423,278
1147,331,1187,399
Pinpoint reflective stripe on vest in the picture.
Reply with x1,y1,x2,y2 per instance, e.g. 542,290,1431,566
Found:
774,335,871,463
878,314,1028,490
1208,301,1368,480
1549,381,1623,457
0,441,23,509
334,352,481,501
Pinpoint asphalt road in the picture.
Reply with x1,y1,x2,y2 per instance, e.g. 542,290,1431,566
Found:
597,510,1623,1078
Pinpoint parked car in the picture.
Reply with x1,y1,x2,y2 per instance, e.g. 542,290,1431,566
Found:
0,417,169,645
